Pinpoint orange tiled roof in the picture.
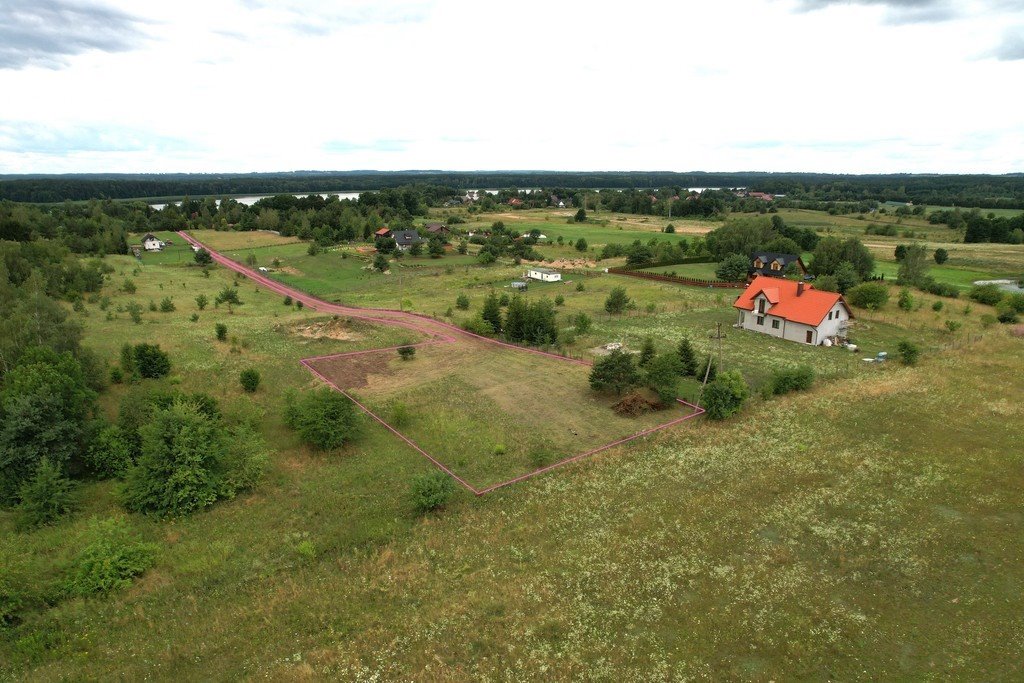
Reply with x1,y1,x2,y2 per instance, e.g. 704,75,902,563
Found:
733,275,852,326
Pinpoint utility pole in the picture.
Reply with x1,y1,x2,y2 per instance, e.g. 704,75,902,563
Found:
697,323,727,406
710,322,726,375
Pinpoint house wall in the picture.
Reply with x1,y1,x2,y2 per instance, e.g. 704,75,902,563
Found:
816,304,850,339
528,270,561,282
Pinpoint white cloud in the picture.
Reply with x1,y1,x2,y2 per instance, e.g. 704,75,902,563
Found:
0,0,1021,173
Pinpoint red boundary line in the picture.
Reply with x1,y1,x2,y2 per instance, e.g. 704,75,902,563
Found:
179,231,706,495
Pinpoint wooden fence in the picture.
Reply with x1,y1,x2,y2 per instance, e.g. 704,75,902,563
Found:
607,267,745,289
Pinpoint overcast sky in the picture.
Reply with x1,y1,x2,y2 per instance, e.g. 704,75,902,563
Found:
1,0,1022,174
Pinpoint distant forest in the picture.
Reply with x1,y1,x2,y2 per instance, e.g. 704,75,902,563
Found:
2,171,1024,208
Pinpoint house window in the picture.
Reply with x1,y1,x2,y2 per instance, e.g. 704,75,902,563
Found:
771,319,780,329
828,311,833,320
805,330,813,344
739,312,745,324
771,261,780,270
757,299,766,314
754,259,763,268
756,316,765,325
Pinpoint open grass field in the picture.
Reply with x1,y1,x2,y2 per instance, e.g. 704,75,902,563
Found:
308,342,695,489
640,261,721,279
4,222,1022,680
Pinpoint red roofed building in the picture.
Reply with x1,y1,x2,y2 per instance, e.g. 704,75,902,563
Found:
733,275,853,345
374,227,392,238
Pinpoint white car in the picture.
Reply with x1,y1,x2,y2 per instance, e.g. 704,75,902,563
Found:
258,266,269,272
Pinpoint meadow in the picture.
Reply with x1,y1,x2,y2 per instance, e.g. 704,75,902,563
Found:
308,342,695,489
2,219,1022,680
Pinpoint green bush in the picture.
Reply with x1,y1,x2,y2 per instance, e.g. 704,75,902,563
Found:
285,387,360,451
16,459,75,529
455,293,470,310
969,284,1004,306
898,288,913,311
554,294,565,306
65,518,157,596
215,323,228,341
239,368,261,393
589,349,641,395
702,370,750,420
284,295,293,306
846,282,890,309
461,314,495,336
932,300,944,312
770,365,815,395
897,340,920,365
84,424,133,478
574,312,593,334
695,356,718,383
122,401,224,516
996,301,1020,324
214,286,242,307
159,297,175,313
132,343,171,379
397,345,416,360
645,353,683,405
410,470,455,514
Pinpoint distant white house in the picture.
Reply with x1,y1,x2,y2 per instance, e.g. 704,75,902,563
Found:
526,267,561,282
142,233,165,251
733,275,853,345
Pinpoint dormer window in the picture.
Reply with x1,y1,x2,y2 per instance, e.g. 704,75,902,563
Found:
771,261,781,270
757,298,766,314
753,259,763,268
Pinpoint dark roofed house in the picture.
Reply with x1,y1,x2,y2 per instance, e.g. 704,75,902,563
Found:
392,230,423,251
750,252,806,278
424,222,449,235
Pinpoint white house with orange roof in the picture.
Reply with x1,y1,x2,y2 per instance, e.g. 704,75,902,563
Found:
733,275,853,345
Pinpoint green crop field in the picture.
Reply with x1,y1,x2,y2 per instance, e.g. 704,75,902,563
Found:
3,219,1023,680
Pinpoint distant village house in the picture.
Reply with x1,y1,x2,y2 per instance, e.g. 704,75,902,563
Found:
142,234,165,251
750,252,807,279
391,230,423,251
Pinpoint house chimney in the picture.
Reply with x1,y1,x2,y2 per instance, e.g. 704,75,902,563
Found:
797,282,805,296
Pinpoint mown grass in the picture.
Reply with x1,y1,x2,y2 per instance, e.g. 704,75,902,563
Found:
3,225,1020,680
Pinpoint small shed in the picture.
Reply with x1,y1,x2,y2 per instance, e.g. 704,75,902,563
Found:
526,267,561,282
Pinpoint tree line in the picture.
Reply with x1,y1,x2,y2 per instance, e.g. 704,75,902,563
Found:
3,172,1022,208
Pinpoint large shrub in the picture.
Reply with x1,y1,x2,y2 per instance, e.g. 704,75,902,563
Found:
410,470,455,514
132,343,171,379
846,282,890,309
770,365,815,395
16,458,75,529
702,370,749,420
968,284,1004,306
715,254,750,282
65,517,157,596
285,387,360,451
0,348,95,504
897,340,921,366
121,395,266,517
84,424,134,478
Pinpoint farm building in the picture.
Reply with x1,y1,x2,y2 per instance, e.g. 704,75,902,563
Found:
374,227,392,239
733,275,852,345
750,252,806,278
526,267,561,282
391,230,423,251
142,233,164,251
424,222,449,236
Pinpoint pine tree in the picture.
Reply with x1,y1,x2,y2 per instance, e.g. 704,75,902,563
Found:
677,337,697,376
481,291,503,333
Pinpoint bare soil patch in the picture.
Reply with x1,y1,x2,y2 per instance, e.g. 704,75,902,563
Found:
292,318,363,342
310,352,394,391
